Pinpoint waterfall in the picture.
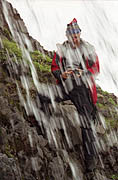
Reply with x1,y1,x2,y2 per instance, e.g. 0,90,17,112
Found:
1,1,118,179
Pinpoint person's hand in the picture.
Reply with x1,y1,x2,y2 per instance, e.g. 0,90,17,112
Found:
61,71,73,79
72,69,83,77
77,69,84,77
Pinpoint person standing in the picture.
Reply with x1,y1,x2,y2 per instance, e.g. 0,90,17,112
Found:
51,18,100,172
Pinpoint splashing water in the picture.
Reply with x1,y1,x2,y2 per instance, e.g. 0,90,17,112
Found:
1,0,118,179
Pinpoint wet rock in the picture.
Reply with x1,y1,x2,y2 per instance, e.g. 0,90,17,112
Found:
93,171,110,180
38,135,48,147
0,127,7,146
95,123,106,134
0,153,20,180
49,156,65,180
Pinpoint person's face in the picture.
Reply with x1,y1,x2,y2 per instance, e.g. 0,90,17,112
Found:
71,33,81,46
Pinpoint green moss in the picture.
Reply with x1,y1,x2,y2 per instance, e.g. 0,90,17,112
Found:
39,64,51,72
30,50,52,74
33,61,40,71
102,91,109,96
0,49,7,61
111,175,118,179
2,38,22,59
3,28,12,40
5,144,14,158
30,50,44,62
105,117,118,128
30,50,52,64
96,103,105,109
45,55,52,63
33,61,51,72
108,98,116,106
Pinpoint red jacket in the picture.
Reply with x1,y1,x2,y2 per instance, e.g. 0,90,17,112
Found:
51,49,100,104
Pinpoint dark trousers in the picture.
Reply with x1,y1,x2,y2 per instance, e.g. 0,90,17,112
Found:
55,82,97,159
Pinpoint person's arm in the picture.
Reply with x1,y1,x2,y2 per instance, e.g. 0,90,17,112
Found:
51,52,62,81
86,53,100,76
51,52,72,81
77,53,99,78
81,41,100,76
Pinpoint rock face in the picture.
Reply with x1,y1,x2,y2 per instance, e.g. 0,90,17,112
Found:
0,62,84,179
0,0,118,180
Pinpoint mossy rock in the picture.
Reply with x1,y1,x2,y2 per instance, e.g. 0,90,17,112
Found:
108,98,117,106
30,50,52,65
105,117,118,129
0,49,7,62
111,174,118,180
4,144,14,158
2,38,22,60
96,102,106,109
3,28,12,40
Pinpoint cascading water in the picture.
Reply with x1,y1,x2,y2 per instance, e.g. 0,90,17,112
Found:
1,0,118,180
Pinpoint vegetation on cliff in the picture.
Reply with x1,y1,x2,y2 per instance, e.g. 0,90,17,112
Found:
96,87,118,129
0,33,54,83
30,50,52,73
